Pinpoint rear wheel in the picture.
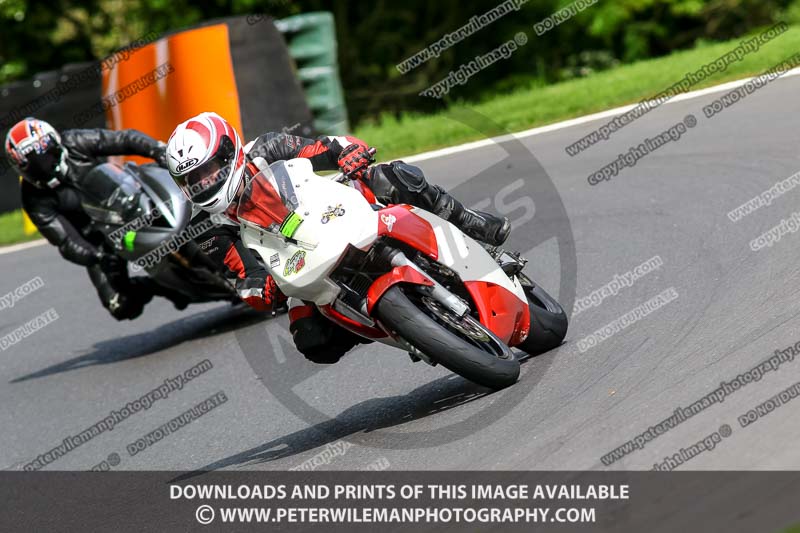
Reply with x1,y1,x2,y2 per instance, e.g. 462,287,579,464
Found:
515,273,568,356
376,286,520,390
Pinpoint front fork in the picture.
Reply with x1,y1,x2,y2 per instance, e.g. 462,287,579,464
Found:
329,245,471,341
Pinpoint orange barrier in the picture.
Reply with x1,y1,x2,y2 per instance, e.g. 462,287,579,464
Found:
103,24,243,164
0,15,314,214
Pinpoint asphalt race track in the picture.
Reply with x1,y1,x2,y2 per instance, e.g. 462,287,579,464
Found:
4,74,800,473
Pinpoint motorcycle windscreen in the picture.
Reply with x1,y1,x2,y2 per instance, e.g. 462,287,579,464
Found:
81,163,151,225
237,162,300,234
133,164,191,230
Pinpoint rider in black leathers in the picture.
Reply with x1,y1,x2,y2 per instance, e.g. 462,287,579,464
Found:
5,117,182,320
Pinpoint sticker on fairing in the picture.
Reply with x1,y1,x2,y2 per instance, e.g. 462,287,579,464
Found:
283,250,306,276
280,212,303,238
321,204,346,224
380,213,397,232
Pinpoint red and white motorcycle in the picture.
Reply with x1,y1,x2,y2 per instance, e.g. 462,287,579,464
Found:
238,157,568,389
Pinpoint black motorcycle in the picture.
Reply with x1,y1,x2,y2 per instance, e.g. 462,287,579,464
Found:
80,161,237,305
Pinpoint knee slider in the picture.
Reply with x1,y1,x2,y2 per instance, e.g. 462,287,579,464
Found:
289,317,345,364
388,161,427,193
364,164,398,201
289,314,364,364
302,347,345,365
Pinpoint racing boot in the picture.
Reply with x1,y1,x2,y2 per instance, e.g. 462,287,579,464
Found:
369,162,511,246
429,186,511,247
149,280,191,310
89,264,153,320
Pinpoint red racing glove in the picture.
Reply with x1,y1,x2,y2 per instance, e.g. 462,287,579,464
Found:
236,276,285,312
337,141,376,180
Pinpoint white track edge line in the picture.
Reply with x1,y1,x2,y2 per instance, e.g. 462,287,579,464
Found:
3,68,799,255
403,67,800,163
0,239,46,255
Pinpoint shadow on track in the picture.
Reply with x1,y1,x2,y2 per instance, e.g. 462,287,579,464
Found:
10,305,270,383
171,351,544,481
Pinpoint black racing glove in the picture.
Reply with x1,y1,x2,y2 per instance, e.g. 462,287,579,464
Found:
95,251,122,271
153,142,168,168
95,251,130,289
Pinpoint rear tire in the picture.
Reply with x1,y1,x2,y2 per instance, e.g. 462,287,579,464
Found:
515,274,568,356
376,286,520,390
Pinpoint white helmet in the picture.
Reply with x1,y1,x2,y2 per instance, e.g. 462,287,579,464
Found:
166,112,245,214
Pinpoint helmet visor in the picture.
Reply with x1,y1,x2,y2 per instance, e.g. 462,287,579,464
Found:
19,137,63,187
174,135,236,204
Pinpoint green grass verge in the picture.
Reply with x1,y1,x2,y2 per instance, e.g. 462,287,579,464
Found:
0,209,40,246
3,25,800,247
355,25,800,160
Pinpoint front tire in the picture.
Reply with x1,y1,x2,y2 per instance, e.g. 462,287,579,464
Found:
515,273,568,356
376,286,520,390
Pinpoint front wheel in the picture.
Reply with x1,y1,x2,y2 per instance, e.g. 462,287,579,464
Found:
515,273,568,356
376,286,520,390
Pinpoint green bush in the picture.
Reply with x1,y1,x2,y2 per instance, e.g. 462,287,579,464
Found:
1,0,798,126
